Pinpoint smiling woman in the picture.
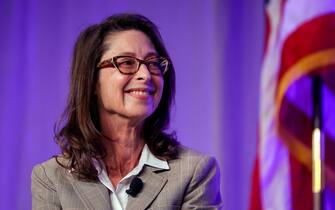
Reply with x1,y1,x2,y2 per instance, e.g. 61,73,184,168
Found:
31,13,222,210
96,30,165,123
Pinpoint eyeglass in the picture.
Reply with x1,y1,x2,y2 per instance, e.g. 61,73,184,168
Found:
97,56,169,75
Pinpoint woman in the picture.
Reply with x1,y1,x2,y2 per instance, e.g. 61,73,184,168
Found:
31,13,222,210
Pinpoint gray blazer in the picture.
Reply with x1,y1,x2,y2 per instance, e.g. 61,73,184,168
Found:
31,146,222,210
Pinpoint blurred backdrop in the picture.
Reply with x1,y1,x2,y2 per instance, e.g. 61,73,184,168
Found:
0,0,264,209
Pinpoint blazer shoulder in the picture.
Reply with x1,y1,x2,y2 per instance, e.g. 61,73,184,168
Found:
176,145,218,163
167,145,220,177
162,145,222,209
39,156,67,169
31,156,70,186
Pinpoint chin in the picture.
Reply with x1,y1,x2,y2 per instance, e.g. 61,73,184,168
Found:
127,109,155,121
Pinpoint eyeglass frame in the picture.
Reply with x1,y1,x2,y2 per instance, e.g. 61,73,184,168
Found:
96,55,169,75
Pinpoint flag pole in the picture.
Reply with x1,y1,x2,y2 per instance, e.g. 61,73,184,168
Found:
312,75,324,210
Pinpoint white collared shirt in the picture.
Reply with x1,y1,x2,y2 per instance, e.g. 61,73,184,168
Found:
94,144,169,210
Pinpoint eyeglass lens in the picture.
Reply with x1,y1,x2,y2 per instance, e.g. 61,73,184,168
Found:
115,57,167,74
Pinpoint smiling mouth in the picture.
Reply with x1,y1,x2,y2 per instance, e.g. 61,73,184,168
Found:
128,90,151,96
125,88,154,97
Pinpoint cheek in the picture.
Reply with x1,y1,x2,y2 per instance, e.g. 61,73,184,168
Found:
97,72,131,107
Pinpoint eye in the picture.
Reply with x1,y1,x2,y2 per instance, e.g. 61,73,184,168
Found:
146,57,161,68
116,57,137,68
148,60,160,68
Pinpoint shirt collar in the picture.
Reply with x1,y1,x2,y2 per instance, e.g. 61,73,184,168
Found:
94,144,169,175
139,144,169,170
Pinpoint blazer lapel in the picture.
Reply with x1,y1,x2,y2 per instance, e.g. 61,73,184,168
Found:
71,178,112,210
126,166,168,210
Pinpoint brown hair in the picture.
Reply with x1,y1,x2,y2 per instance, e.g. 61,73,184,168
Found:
55,13,179,181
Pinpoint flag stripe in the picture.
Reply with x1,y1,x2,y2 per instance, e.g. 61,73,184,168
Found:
249,156,263,210
278,13,335,81
289,154,313,210
264,11,271,57
280,95,312,148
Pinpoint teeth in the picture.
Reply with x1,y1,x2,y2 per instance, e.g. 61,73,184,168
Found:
129,90,149,95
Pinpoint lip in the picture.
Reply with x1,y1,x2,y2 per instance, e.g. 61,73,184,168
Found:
125,87,154,93
125,88,154,100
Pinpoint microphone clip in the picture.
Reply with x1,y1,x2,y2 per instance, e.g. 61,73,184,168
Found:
126,177,143,197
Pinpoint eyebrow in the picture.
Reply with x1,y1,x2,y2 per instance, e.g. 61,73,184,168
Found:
117,51,160,58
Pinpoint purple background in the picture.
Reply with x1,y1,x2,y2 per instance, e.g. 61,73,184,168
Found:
0,0,263,209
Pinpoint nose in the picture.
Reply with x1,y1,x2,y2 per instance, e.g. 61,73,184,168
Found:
135,63,152,81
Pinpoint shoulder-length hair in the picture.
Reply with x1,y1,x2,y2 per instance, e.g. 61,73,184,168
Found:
55,13,179,181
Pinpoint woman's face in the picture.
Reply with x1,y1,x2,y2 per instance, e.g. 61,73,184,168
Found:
96,30,164,122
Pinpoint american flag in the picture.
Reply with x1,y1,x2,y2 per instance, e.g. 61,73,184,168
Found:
249,0,335,209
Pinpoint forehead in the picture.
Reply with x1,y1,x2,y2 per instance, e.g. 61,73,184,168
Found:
101,30,157,60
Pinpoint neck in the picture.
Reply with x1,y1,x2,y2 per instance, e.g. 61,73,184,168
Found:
99,111,145,185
